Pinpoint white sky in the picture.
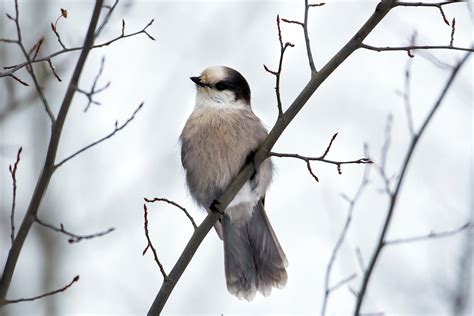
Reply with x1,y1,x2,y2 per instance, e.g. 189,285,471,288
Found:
0,0,472,315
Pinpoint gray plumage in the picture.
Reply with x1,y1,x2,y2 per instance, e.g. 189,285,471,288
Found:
180,66,288,300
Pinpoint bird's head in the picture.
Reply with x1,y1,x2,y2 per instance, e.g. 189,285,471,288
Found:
190,66,251,109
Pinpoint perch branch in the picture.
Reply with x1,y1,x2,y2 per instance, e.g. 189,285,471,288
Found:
148,1,398,314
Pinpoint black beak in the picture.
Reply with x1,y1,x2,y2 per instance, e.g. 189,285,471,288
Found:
190,76,203,86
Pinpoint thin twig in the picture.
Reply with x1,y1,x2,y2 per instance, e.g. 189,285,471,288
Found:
0,19,155,78
35,217,115,243
5,0,55,122
360,44,474,56
264,15,294,117
145,198,197,230
3,276,79,305
353,51,472,315
400,53,416,136
355,247,365,272
321,163,370,316
95,0,119,38
395,1,459,26
51,9,67,50
9,147,22,246
328,273,357,293
147,1,402,313
143,205,168,280
0,0,105,303
77,56,110,112
385,222,472,245
270,133,372,182
54,102,144,169
450,17,455,46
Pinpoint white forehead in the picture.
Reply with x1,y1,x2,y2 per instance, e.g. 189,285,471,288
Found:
201,66,227,83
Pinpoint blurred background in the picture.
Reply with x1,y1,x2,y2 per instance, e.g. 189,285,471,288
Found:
0,0,472,315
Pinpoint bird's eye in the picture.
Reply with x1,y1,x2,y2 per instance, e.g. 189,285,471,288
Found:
215,81,230,91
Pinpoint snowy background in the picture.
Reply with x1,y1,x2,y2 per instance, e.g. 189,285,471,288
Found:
0,0,472,315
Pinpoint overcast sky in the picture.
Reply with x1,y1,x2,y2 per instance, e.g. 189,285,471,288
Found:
0,0,472,315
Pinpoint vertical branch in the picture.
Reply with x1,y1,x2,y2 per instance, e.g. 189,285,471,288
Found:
304,0,321,74
264,15,294,117
9,0,56,123
0,0,104,304
321,162,370,316
8,147,23,246
353,52,471,314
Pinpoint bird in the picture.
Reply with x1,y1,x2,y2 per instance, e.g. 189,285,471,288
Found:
180,66,288,301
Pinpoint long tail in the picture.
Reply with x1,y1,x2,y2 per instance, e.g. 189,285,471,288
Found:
222,201,288,300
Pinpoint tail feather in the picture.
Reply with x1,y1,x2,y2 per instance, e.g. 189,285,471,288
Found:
222,201,287,300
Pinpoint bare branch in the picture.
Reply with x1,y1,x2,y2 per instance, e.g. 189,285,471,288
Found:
8,74,28,86
51,13,67,50
264,15,294,117
0,19,155,78
4,0,55,122
321,163,371,316
355,247,365,272
3,275,79,305
77,56,110,112
148,1,402,313
144,198,197,230
400,51,416,136
47,58,62,81
270,133,372,181
35,217,115,243
360,43,474,55
8,147,22,246
450,17,456,46
95,0,119,38
282,0,323,74
385,222,472,245
395,1,459,26
54,102,143,169
143,205,168,280
0,0,105,303
328,272,357,293
353,51,472,315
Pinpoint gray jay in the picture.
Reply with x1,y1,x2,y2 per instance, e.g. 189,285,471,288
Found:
180,66,288,301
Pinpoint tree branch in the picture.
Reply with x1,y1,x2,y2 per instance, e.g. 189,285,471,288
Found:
321,163,371,316
385,222,472,245
3,276,79,305
353,51,472,314
360,43,474,57
4,0,55,123
77,56,110,112
0,0,104,303
144,198,197,230
54,102,143,169
147,1,398,314
8,147,22,246
35,217,115,244
0,18,155,78
142,205,168,280
270,133,373,181
264,15,294,117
